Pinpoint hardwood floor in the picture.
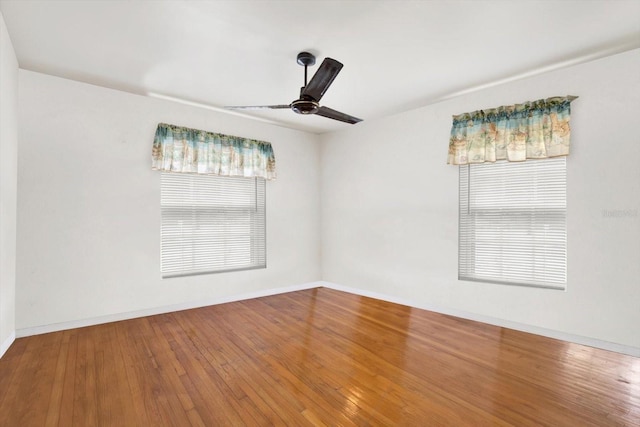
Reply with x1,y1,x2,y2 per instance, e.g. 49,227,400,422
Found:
0,288,638,426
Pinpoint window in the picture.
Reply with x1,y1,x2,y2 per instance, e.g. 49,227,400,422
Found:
161,172,266,278
459,157,566,289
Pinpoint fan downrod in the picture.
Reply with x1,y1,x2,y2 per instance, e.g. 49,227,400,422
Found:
297,52,316,87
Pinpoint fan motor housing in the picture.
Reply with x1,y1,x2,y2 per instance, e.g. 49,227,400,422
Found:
291,98,319,115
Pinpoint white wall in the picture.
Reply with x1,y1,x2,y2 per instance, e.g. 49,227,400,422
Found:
321,49,640,350
17,70,320,331
0,11,18,357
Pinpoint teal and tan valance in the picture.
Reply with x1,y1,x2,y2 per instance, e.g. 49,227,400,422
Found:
152,123,276,180
447,96,577,165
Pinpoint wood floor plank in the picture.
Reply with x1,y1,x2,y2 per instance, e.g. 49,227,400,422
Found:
0,287,637,426
44,330,70,427
57,332,78,427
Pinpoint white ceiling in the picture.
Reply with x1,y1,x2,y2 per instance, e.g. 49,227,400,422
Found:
1,0,639,134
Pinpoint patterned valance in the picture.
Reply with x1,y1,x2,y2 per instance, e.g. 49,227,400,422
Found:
447,96,577,165
152,123,276,180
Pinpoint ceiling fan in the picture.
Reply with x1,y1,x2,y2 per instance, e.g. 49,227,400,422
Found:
225,52,362,124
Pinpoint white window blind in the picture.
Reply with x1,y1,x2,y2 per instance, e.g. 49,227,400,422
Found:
161,173,266,278
459,158,566,289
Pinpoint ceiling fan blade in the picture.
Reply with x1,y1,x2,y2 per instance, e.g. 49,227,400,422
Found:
316,106,362,124
224,104,290,110
301,58,343,102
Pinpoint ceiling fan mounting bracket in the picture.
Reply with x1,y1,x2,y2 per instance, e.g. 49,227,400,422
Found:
296,52,316,67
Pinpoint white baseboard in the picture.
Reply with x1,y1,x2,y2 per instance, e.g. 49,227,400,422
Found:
0,331,16,359
321,281,640,357
16,282,322,339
